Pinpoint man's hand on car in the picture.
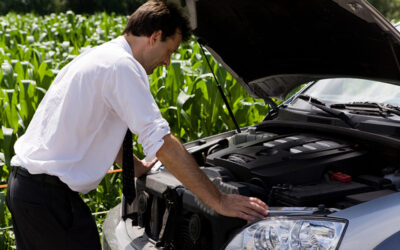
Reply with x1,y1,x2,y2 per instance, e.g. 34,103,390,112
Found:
217,194,269,221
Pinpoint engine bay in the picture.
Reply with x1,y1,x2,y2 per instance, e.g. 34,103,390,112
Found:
134,123,400,249
204,130,396,208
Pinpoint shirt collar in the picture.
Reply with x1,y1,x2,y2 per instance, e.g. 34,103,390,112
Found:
115,36,133,57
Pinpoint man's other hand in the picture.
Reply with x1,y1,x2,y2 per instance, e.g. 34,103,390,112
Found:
114,144,157,178
134,158,157,178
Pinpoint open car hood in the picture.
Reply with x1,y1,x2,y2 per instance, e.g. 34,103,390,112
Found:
170,0,400,100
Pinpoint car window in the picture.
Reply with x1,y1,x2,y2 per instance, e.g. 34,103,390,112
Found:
303,78,400,106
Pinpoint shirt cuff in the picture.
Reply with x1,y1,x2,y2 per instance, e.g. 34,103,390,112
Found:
137,118,170,162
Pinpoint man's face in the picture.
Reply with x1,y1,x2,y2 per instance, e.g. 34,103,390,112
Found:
143,30,182,75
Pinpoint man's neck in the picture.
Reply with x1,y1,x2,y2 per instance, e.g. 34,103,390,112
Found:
123,34,147,64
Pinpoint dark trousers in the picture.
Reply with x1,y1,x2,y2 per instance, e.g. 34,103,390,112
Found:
6,167,101,250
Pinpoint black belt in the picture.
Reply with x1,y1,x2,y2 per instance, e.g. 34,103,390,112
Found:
12,166,69,189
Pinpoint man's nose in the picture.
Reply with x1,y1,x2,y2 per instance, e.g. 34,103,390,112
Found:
163,59,170,67
163,55,171,66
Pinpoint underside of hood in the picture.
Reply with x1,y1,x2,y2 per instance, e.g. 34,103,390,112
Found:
172,0,400,100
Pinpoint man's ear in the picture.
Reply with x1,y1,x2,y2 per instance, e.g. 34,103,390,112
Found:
149,30,162,46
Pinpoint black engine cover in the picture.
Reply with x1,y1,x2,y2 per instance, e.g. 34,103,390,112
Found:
206,134,364,185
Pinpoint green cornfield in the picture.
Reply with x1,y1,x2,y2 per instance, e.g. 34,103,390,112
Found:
0,12,271,248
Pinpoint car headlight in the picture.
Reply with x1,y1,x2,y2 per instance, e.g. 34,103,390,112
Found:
225,216,347,250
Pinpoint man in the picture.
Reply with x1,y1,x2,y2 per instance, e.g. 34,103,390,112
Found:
6,1,269,249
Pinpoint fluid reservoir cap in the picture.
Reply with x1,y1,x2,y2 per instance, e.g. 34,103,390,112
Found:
248,126,257,135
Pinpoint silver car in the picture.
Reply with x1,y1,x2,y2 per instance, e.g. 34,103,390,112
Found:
103,1,400,249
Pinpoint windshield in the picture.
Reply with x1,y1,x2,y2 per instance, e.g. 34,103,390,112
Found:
303,78,400,106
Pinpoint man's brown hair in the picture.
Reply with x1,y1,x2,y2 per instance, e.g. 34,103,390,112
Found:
123,0,191,42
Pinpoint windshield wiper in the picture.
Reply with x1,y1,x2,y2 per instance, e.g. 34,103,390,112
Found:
297,94,357,128
330,102,400,118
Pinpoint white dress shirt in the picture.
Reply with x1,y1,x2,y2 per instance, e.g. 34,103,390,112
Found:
11,36,170,193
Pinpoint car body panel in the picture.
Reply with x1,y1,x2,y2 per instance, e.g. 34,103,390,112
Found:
374,231,400,250
330,192,400,249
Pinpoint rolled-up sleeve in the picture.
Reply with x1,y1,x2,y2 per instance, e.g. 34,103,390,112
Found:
102,57,170,161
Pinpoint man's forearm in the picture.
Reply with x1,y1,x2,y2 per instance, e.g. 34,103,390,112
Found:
114,145,141,167
156,134,269,221
156,134,224,212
